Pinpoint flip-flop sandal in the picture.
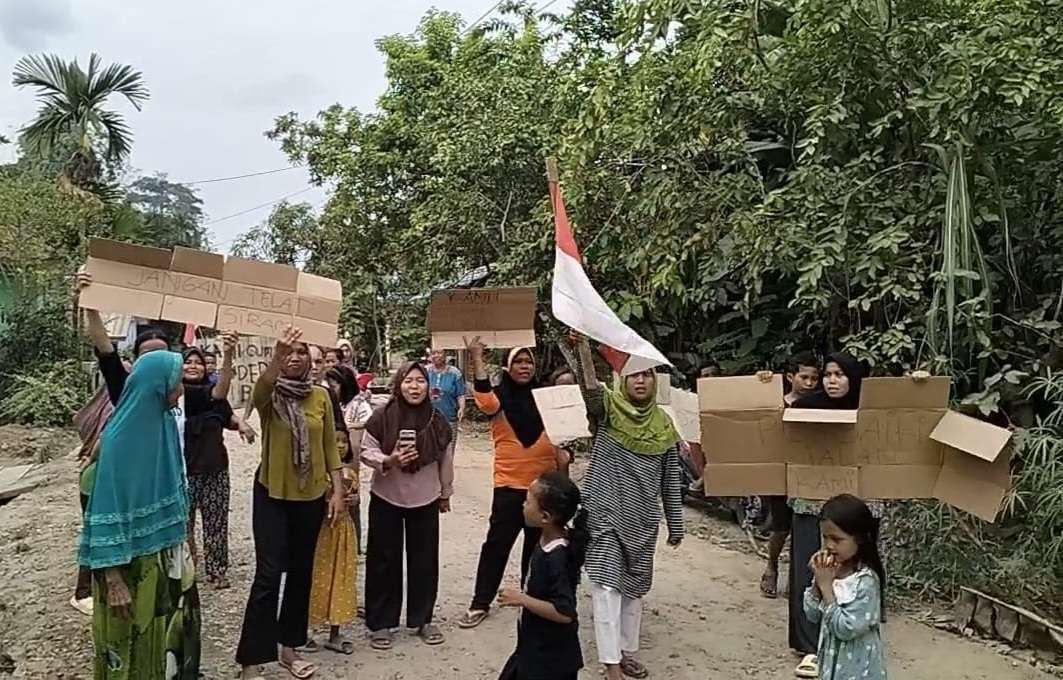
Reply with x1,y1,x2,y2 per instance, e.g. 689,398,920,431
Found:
323,638,355,655
621,656,649,679
418,623,445,646
279,659,317,679
296,639,321,654
794,654,818,679
760,570,779,599
369,630,393,651
457,609,488,629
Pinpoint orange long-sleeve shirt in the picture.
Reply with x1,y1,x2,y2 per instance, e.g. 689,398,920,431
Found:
474,380,557,489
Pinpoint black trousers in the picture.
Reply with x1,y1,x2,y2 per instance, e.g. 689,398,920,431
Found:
788,512,822,655
236,482,325,666
364,493,440,632
471,487,541,611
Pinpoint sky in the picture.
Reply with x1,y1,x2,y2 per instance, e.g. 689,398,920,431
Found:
0,0,569,252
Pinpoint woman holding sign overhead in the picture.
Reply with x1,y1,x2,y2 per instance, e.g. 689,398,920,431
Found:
567,334,683,680
459,339,561,630
236,326,345,680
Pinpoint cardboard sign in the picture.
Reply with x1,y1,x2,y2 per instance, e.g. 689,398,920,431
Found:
532,385,591,444
662,389,700,443
699,374,1013,522
198,335,273,408
79,239,342,345
426,287,536,350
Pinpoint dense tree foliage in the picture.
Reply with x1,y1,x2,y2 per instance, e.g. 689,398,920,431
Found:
266,0,1063,613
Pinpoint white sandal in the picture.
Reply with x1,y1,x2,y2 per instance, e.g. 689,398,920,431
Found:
794,654,818,678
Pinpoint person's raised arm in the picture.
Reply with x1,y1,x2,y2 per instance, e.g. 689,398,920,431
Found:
465,336,500,415
251,326,301,413
75,273,115,356
212,331,238,400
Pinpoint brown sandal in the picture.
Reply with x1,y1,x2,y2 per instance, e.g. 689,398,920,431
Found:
760,568,779,598
457,609,488,629
621,655,649,679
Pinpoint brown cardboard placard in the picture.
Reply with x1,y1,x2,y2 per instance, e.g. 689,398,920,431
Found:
853,409,945,466
88,238,173,269
171,247,225,279
161,296,217,327
220,282,295,315
697,374,1014,521
930,411,1012,463
782,408,858,424
430,330,537,351
86,257,224,302
216,305,293,338
858,465,940,499
787,464,859,500
295,316,338,348
933,448,1012,522
79,239,341,343
700,411,787,464
224,256,299,291
79,282,164,319
297,296,342,324
426,287,537,348
859,376,951,409
698,375,783,411
297,271,342,300
704,463,787,496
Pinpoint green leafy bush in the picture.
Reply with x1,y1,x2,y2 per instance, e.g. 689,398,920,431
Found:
0,360,88,426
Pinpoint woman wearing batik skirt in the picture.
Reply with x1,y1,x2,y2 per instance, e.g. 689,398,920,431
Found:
78,350,201,679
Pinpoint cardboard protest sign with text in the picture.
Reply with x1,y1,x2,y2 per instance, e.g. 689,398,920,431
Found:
79,239,342,346
698,374,1013,521
426,287,536,350
532,385,591,444
198,335,273,408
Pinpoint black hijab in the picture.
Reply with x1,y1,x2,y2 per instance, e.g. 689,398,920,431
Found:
182,347,217,418
793,351,864,410
495,347,545,448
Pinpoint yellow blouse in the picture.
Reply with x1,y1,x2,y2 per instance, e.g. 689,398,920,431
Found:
253,378,341,501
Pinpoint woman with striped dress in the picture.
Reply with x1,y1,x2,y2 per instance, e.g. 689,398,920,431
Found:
571,337,684,680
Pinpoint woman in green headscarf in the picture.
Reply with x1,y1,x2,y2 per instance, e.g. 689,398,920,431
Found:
570,336,684,680
79,350,201,680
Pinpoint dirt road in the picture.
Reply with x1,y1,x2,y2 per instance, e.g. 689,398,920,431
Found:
0,425,1052,679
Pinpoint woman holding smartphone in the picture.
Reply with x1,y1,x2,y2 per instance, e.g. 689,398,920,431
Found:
360,361,454,651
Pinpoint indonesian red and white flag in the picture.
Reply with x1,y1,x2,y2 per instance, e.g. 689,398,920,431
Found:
549,175,671,376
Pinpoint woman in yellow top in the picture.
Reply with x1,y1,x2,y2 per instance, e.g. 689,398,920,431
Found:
236,327,346,680
458,338,561,630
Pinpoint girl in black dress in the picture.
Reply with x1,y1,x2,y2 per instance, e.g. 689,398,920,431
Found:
497,472,588,680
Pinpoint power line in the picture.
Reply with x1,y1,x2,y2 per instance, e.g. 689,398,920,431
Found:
178,166,299,185
536,0,562,11
462,0,507,34
203,186,315,226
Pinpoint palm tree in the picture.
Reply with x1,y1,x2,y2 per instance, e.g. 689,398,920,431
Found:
12,53,149,191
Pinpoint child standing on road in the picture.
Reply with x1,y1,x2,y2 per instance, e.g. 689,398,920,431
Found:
803,494,887,680
497,472,587,680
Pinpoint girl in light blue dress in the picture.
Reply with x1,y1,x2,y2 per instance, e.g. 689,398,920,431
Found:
803,494,887,680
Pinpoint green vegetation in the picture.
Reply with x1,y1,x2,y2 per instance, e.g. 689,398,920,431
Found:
0,2,1060,616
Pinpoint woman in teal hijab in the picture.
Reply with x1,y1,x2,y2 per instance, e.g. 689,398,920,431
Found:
79,350,202,680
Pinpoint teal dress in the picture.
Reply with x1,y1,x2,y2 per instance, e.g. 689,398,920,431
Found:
803,568,887,680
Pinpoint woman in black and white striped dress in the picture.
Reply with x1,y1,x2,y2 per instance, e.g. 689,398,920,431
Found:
570,337,684,680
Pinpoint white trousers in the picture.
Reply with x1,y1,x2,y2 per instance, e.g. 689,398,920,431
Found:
590,582,643,664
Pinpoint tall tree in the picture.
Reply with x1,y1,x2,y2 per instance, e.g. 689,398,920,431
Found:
126,173,207,248
11,53,149,192
230,201,319,266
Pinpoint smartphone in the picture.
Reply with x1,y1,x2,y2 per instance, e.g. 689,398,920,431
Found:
398,429,417,449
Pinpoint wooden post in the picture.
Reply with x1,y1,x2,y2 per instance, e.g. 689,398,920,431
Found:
545,157,559,183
